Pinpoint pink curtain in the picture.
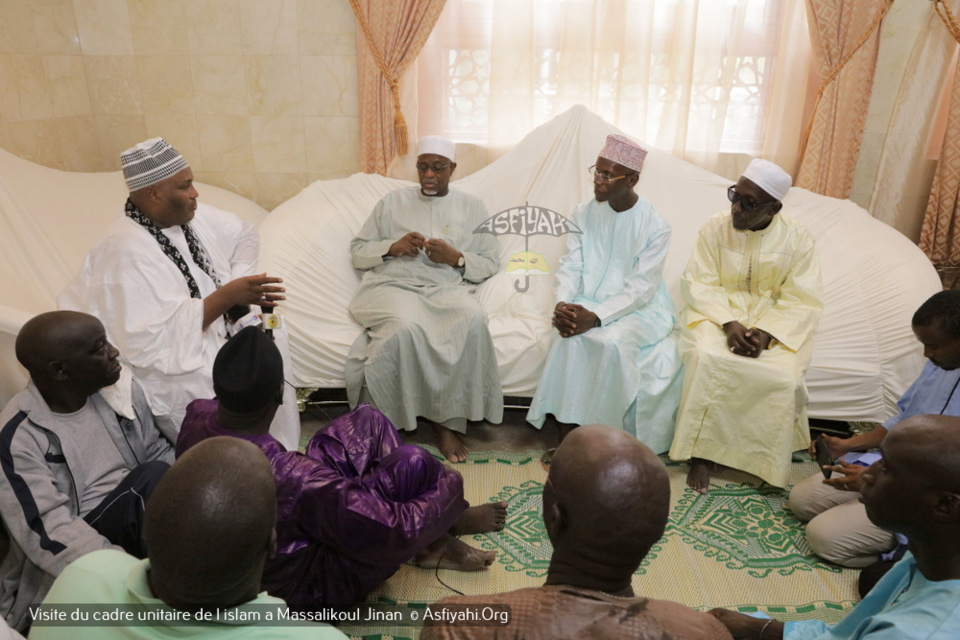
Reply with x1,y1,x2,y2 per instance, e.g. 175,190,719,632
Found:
351,0,446,175
920,0,960,287
797,0,893,198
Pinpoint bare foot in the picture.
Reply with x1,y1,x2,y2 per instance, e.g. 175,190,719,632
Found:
430,422,468,463
414,534,495,571
452,502,508,535
557,421,577,443
687,458,712,494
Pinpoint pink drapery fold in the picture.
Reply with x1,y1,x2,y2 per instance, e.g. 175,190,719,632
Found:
351,0,447,175
797,0,893,198
920,0,960,286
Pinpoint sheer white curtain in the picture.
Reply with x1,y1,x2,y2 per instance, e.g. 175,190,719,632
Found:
855,1,960,241
411,0,812,178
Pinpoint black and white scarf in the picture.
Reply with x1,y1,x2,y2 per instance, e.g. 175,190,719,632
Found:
125,199,221,298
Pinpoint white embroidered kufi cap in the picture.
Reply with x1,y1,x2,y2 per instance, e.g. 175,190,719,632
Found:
417,135,456,162
742,158,792,201
598,134,648,172
121,137,189,191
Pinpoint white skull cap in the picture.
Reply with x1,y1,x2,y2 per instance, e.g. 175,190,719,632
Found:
742,158,792,201
417,135,456,162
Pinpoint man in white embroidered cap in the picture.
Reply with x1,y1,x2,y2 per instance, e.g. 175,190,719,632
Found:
58,138,299,450
348,136,502,463
526,135,683,454
669,158,824,494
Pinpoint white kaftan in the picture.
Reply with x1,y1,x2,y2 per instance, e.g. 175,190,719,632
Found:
669,211,823,488
347,187,503,432
526,198,683,453
58,203,300,449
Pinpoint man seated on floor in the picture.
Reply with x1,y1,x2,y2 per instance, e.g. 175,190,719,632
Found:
33,437,346,639
421,424,732,639
525,135,683,453
669,159,823,493
789,290,960,571
176,327,505,610
347,135,503,463
0,311,173,632
711,414,960,639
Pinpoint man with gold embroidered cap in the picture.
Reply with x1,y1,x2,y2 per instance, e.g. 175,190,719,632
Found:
348,136,502,463
526,135,683,453
58,138,299,449
669,159,823,493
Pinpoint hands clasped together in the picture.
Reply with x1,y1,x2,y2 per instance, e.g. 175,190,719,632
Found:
388,232,463,268
553,302,599,338
723,320,772,358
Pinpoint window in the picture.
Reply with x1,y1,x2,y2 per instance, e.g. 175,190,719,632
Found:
415,0,809,166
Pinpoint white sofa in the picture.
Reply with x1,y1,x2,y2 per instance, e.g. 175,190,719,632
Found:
259,105,941,423
0,106,940,423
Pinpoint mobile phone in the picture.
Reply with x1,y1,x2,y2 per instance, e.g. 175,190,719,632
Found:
815,435,834,479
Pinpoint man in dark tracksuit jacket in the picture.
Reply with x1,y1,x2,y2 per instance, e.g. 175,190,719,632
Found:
0,311,173,632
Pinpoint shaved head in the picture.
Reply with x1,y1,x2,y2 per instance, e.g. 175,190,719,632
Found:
892,415,960,493
17,311,104,374
16,311,122,411
145,437,277,610
545,425,670,581
861,415,960,543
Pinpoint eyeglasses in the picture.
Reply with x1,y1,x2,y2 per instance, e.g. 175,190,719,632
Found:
416,162,451,173
589,166,635,184
727,185,778,212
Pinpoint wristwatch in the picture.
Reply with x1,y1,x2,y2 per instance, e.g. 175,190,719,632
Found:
456,254,465,268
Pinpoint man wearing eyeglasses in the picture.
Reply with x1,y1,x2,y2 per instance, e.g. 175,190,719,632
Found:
526,135,683,453
348,136,502,463
669,159,823,494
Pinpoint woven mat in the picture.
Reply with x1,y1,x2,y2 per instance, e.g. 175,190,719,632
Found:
339,449,859,640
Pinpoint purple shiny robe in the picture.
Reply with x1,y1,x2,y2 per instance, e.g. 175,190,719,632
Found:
176,400,467,609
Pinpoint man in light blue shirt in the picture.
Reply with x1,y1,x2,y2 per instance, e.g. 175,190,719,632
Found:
789,290,960,568
526,135,682,452
711,414,960,639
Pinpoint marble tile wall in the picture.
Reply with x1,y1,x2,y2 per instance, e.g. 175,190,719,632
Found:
0,0,360,210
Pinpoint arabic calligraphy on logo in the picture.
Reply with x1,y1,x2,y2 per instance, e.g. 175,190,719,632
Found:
505,251,550,274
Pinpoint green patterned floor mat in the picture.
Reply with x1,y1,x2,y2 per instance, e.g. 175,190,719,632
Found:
338,449,858,640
